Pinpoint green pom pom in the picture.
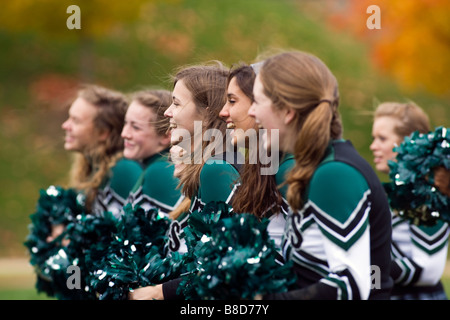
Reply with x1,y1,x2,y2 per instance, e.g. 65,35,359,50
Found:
88,204,177,300
384,127,450,225
179,203,296,300
184,201,233,245
24,185,85,299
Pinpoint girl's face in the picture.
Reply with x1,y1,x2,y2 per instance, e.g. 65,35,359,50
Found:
164,79,203,136
62,97,104,152
370,116,403,174
164,79,204,155
248,74,290,152
219,77,255,146
121,100,167,160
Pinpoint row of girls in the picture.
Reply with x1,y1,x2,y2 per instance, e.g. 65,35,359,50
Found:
25,49,450,300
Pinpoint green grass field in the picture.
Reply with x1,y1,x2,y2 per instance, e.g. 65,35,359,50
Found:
0,289,55,300
0,258,449,300
1,279,450,300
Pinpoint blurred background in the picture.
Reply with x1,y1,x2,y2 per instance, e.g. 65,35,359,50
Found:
0,0,449,299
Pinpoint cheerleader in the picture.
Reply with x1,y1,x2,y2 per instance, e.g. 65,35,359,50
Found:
30,85,143,299
219,63,294,250
47,84,142,240
121,90,184,218
62,85,142,215
370,102,449,300
129,62,240,300
248,50,393,300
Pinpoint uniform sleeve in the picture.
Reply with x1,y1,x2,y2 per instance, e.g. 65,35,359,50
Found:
198,159,240,205
108,158,143,199
309,162,372,299
269,162,372,300
141,161,183,213
391,219,449,286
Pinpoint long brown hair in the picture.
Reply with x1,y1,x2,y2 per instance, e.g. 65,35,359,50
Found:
227,64,283,218
68,84,128,212
259,51,342,211
171,62,229,201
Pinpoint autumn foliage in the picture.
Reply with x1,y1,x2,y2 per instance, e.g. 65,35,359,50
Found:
327,0,450,96
0,0,158,38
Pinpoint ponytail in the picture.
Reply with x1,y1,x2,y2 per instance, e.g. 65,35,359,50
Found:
286,101,334,211
259,51,342,212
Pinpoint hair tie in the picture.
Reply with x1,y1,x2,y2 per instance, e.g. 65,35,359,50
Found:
318,99,332,105
250,61,264,75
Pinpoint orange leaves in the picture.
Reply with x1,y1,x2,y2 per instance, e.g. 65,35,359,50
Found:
29,73,79,109
328,0,450,96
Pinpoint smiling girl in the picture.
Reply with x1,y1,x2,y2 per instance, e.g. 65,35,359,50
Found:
249,50,393,300
122,90,183,217
219,63,294,249
129,62,241,300
371,102,449,300
61,84,142,217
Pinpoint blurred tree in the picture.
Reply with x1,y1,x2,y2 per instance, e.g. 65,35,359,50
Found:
327,0,450,96
0,0,167,80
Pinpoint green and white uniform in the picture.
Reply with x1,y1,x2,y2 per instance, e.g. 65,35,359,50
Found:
166,153,240,254
390,215,449,299
127,150,184,218
92,158,142,218
162,153,241,300
270,140,393,300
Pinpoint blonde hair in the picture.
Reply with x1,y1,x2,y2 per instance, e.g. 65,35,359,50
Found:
169,197,191,220
374,101,430,137
131,89,172,136
68,84,128,212
259,51,342,211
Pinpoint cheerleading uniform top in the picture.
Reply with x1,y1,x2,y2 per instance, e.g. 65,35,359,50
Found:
165,152,294,256
267,140,393,300
127,149,184,218
162,153,240,300
165,152,241,255
92,157,143,218
390,215,449,299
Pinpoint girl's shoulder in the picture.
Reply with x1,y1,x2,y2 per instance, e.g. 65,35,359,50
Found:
311,161,368,195
112,157,143,173
144,157,174,176
202,153,241,176
308,161,370,224
108,158,142,193
197,155,241,204
201,158,240,182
